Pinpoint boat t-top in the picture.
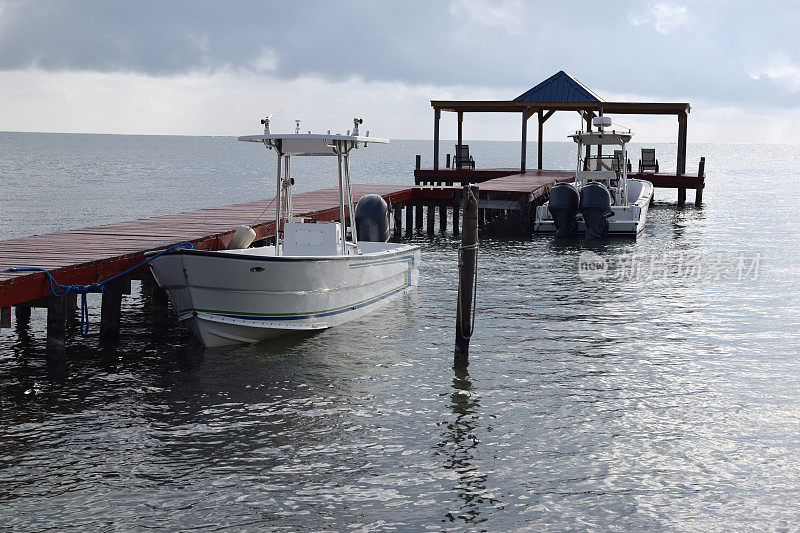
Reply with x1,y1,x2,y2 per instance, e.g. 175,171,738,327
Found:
534,116,654,238
149,117,420,347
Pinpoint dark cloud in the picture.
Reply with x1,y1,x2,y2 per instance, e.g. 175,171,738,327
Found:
1,0,798,107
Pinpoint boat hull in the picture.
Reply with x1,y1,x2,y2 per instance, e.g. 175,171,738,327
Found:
149,243,420,347
534,179,654,237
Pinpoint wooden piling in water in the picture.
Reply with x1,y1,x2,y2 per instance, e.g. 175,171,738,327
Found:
405,202,413,235
393,201,403,237
455,185,479,368
15,305,31,327
695,157,705,207
46,295,68,359
100,278,125,345
452,198,461,236
426,204,435,235
0,307,10,328
415,203,423,230
439,200,447,234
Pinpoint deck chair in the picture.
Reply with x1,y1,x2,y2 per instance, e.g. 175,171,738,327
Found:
614,150,632,172
638,148,659,173
454,144,475,170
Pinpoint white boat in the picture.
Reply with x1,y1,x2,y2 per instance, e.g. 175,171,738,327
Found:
534,116,653,238
149,117,420,347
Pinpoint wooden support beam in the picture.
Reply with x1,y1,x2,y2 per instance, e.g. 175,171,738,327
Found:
677,112,688,206
100,277,124,345
439,200,447,234
446,153,451,169
695,157,705,207
478,207,485,229
457,111,463,146
521,110,528,173
46,295,68,359
405,202,413,235
152,283,169,326
0,307,10,328
537,109,544,170
393,202,402,237
453,198,460,236
426,204,435,235
415,154,421,170
542,109,556,123
433,108,441,170
415,202,423,230
15,305,31,327
520,193,532,235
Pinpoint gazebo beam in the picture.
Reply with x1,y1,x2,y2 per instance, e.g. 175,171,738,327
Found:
521,110,528,172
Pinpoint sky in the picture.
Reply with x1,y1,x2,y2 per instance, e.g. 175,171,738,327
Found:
1,0,799,142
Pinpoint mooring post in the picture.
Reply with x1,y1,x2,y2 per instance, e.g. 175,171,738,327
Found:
46,295,68,360
394,201,403,237
426,203,435,235
455,185,479,368
695,157,705,207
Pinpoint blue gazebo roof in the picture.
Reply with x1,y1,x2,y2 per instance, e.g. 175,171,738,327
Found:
514,71,602,103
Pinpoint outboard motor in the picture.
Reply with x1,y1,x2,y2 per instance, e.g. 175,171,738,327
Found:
579,182,612,239
547,182,580,238
355,194,390,242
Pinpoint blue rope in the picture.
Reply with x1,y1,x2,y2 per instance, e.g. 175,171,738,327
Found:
1,242,193,336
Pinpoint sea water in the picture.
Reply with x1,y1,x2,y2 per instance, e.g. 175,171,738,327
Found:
1,133,799,530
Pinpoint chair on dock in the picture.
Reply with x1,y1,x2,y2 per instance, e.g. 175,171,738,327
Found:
454,144,475,170
638,148,659,173
614,150,632,172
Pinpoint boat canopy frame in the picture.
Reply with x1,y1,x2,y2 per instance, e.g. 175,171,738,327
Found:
238,132,388,257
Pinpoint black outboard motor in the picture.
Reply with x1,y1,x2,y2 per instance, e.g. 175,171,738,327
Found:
355,194,390,242
547,182,580,238
579,182,612,239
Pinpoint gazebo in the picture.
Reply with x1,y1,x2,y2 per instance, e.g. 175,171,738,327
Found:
421,70,702,205
431,71,690,173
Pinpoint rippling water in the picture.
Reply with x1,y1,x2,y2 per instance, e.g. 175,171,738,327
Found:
2,133,800,530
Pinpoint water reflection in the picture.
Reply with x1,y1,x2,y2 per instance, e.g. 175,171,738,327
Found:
436,367,499,526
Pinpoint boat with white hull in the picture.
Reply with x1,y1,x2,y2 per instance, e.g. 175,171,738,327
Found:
149,117,420,347
534,116,653,238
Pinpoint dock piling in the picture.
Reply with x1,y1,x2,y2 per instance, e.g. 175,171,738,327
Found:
405,202,413,235
100,278,125,345
393,201,403,237
46,295,68,359
695,157,705,207
15,305,31,328
453,198,461,236
415,203,423,230
455,185,479,368
426,204,435,235
439,200,447,234
0,307,10,328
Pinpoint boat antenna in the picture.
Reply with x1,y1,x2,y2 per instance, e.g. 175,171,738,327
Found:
352,118,363,136
295,120,301,134
260,114,274,134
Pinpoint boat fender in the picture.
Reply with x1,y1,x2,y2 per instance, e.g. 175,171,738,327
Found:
579,183,612,239
227,225,256,250
355,194,390,242
547,182,580,238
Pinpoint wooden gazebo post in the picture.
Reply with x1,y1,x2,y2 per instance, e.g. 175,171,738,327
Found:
433,108,441,170
677,111,688,205
520,110,528,172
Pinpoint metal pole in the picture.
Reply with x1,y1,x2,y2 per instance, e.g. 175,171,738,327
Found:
454,184,479,368
344,150,359,246
275,154,282,256
337,144,347,255
284,155,292,220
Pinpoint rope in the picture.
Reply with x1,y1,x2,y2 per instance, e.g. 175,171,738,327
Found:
1,242,193,336
252,194,278,236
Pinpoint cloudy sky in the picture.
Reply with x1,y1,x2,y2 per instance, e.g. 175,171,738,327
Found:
1,0,798,142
